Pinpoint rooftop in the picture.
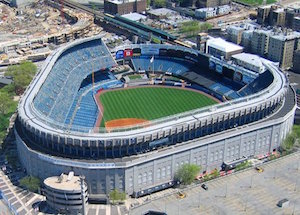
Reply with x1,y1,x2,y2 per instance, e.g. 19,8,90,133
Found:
207,38,243,53
122,13,146,22
196,7,217,12
106,0,144,4
44,173,82,191
270,31,300,41
147,8,175,16
231,53,265,73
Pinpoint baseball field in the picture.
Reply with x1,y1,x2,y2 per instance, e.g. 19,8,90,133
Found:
98,86,218,129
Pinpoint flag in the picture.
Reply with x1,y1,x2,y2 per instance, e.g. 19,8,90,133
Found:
150,56,154,63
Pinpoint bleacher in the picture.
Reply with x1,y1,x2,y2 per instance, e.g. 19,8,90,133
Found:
131,55,247,101
238,70,274,97
33,39,116,128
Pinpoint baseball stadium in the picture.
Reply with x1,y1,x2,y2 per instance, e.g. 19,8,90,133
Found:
15,35,296,201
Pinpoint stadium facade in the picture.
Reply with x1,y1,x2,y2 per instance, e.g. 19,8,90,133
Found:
15,36,296,200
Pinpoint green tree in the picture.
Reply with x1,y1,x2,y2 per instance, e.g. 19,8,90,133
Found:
109,189,126,204
235,161,250,171
154,0,166,8
292,125,300,139
0,91,15,115
147,0,151,7
175,164,201,185
281,133,296,152
5,61,37,94
20,176,41,192
210,168,220,179
180,21,213,37
199,22,213,32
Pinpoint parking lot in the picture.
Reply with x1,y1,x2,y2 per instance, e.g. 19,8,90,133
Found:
130,152,300,215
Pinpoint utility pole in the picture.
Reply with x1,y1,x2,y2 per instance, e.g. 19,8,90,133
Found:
198,190,201,208
250,175,254,188
80,175,86,215
273,168,277,179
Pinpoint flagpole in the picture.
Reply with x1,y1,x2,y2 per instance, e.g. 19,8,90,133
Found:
92,61,95,94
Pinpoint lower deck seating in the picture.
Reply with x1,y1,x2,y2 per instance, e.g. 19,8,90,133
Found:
67,79,123,132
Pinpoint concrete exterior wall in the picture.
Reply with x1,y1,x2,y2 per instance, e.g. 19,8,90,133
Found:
44,183,88,213
15,105,295,197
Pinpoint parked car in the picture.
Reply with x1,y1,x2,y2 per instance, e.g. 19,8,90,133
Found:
255,166,264,173
177,191,186,199
277,199,289,208
201,184,208,190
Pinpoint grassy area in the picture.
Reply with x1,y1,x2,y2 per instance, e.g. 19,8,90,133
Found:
128,74,142,80
100,87,217,125
20,176,41,193
234,0,276,6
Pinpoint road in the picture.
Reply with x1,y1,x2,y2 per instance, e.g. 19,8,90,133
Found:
130,152,300,215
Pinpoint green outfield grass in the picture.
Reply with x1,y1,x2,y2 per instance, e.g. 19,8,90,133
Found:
99,87,218,126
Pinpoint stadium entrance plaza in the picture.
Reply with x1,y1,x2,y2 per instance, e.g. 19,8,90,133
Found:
130,152,300,215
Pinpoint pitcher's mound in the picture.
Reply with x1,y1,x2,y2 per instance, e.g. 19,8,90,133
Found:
105,118,150,131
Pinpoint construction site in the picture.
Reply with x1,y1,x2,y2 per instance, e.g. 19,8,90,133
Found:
0,0,103,66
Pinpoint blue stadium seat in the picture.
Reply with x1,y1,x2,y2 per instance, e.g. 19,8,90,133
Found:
33,39,117,129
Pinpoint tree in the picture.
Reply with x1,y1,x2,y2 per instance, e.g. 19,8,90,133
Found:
175,164,201,185
235,161,250,171
180,21,213,37
147,0,151,7
5,61,37,94
281,133,296,152
0,91,15,115
20,176,41,192
154,0,166,8
210,168,220,179
292,125,300,139
109,189,126,204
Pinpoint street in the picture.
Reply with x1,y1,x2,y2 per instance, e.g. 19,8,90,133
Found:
130,152,300,215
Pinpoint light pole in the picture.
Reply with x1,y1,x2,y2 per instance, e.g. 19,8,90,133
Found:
198,190,200,208
273,168,277,179
178,199,180,215
294,176,298,192
244,197,248,212
250,175,254,188
292,200,296,215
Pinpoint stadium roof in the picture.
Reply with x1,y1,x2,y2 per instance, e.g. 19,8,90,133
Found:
231,53,265,73
207,38,243,53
